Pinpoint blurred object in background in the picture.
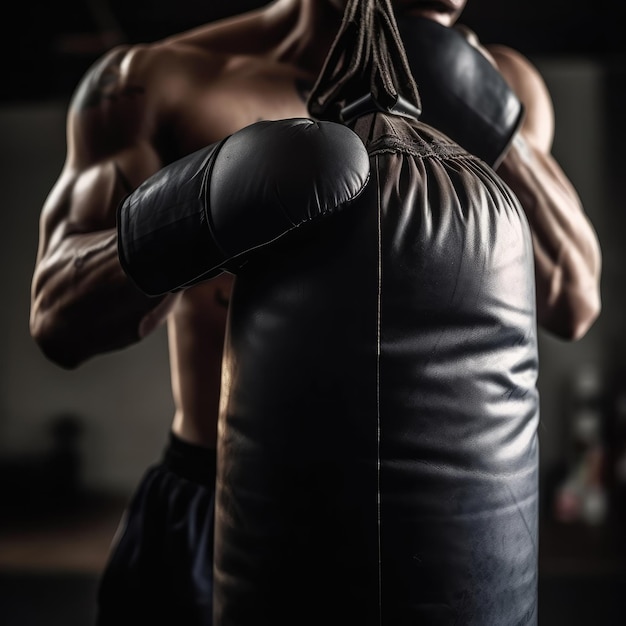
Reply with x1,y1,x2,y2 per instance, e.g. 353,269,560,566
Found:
606,364,626,526
554,363,609,526
614,392,626,507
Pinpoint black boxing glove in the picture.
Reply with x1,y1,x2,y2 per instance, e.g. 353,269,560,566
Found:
396,16,524,168
117,118,370,296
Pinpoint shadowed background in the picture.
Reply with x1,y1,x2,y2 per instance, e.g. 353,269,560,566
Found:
0,1,624,624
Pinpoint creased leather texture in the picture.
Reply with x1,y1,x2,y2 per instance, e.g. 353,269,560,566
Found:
215,113,539,626
117,119,370,296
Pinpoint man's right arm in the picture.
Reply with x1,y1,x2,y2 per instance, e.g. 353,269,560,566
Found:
29,45,177,369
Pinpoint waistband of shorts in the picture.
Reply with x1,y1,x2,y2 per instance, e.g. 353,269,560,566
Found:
162,432,216,487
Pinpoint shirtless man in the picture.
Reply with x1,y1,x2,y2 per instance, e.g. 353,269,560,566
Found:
29,0,602,623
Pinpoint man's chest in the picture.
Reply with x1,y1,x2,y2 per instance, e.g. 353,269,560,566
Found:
167,65,314,157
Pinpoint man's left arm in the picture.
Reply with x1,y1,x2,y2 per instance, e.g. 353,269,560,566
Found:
489,44,602,341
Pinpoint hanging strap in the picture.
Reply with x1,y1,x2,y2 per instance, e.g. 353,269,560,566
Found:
307,0,422,123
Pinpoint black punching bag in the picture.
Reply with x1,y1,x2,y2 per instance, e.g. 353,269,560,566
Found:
214,1,539,624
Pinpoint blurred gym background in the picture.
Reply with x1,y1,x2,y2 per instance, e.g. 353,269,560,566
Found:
0,1,624,624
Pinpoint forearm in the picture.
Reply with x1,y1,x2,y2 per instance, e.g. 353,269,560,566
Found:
496,135,602,340
30,228,171,368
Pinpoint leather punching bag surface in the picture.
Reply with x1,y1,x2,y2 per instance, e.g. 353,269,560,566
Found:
214,112,539,625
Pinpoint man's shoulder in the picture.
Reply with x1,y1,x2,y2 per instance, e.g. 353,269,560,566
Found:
484,44,551,105
122,17,293,89
483,43,554,151
483,44,541,85
69,36,244,121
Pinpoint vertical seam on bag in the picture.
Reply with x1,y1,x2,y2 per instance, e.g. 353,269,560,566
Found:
375,155,383,626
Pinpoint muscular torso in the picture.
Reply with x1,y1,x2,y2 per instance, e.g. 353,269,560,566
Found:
31,7,600,451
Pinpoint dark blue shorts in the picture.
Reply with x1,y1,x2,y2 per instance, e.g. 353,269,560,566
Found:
96,433,216,625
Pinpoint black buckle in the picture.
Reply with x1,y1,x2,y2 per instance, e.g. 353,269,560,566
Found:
340,93,421,124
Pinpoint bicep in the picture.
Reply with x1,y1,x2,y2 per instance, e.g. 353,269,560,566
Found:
38,141,161,265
